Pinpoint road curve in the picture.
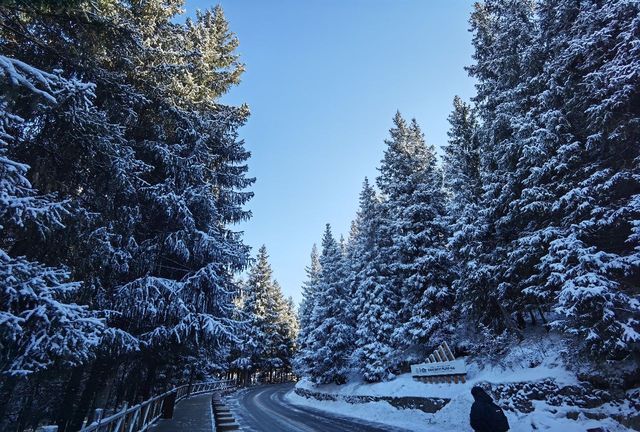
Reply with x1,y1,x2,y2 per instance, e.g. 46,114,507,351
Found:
229,383,411,432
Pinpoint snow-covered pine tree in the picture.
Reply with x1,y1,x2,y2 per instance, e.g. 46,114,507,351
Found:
443,96,481,229
229,278,261,385
230,247,272,383
0,7,148,420
0,55,106,427
442,96,485,327
350,178,399,381
298,245,321,329
531,0,640,360
281,296,299,368
231,247,296,383
306,225,355,384
376,113,453,361
110,4,252,380
342,220,361,342
261,277,287,380
463,0,639,363
272,282,298,380
465,0,539,338
1,2,253,428
294,245,321,378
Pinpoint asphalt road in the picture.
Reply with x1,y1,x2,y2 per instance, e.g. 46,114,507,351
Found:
230,383,411,432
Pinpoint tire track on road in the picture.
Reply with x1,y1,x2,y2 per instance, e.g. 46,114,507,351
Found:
231,383,410,432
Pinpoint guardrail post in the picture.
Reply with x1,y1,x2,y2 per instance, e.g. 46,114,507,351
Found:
161,391,177,419
88,408,104,425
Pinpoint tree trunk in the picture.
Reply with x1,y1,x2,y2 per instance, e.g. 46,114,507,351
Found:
112,363,128,410
528,309,537,326
56,367,85,432
186,365,195,396
17,376,41,432
516,312,526,329
140,360,157,401
0,375,21,431
68,359,113,431
93,362,121,417
124,362,144,405
497,301,524,341
538,307,548,324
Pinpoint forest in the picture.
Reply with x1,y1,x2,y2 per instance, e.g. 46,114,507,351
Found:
1,0,639,431
295,0,639,386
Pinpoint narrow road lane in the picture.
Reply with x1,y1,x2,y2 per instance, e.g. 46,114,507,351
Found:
230,383,411,432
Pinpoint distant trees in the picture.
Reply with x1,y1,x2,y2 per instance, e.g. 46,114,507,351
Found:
293,245,321,378
296,0,639,384
230,246,298,385
296,114,453,384
295,227,354,384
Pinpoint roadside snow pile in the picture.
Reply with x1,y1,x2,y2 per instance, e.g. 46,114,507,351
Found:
286,337,639,431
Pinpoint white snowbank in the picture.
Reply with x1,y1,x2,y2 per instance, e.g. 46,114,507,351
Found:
286,391,436,431
288,338,634,431
287,379,631,432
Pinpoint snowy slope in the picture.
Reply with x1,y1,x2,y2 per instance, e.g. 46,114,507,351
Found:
287,338,637,431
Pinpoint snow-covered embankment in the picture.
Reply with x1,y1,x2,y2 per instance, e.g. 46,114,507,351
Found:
286,344,639,431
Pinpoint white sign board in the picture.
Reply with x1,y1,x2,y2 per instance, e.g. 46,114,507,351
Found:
410,359,466,377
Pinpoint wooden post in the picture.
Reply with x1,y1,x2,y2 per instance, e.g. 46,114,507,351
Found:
437,345,449,362
161,392,177,419
443,342,455,361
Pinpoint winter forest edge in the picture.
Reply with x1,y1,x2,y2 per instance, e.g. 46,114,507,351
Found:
0,0,639,431
297,0,639,385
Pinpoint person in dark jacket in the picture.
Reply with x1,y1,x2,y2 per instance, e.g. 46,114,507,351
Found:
470,386,510,432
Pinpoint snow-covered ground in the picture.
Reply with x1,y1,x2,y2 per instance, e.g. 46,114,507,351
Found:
286,338,636,431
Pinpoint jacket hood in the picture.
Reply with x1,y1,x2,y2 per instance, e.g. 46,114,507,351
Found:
471,386,493,404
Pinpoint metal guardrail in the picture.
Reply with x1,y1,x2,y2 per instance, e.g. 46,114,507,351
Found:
79,380,235,432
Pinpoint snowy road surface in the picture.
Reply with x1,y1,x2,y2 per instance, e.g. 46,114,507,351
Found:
230,383,411,432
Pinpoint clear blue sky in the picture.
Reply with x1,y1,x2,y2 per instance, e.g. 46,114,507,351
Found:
183,1,476,304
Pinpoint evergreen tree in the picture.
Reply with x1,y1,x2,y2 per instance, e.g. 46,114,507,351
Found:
0,59,106,425
272,283,298,378
294,245,321,378
465,0,540,338
442,96,484,326
443,96,481,223
342,220,361,340
231,247,297,383
531,0,640,359
377,113,453,360
306,225,354,384
351,178,399,381
299,245,321,328
0,1,253,429
244,246,276,373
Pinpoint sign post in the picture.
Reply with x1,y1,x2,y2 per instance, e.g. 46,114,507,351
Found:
410,341,467,384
